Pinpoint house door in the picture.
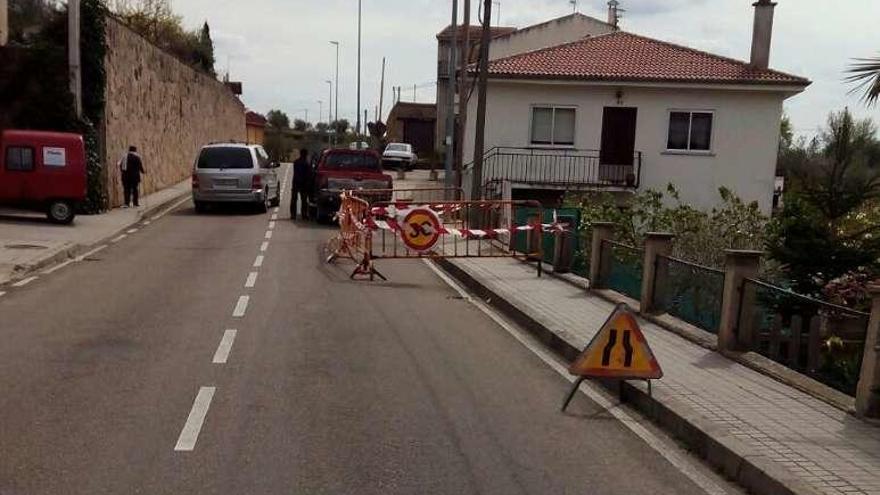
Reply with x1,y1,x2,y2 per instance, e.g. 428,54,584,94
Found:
599,107,637,183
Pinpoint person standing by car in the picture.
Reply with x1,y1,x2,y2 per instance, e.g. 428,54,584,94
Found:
120,146,145,208
291,148,311,220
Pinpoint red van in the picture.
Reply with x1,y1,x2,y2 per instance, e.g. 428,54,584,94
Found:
0,130,87,224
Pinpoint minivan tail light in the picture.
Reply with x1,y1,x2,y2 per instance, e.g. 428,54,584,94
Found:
252,175,262,190
191,173,199,190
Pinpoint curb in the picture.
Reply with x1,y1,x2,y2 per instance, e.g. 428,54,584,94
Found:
1,188,190,288
434,257,823,495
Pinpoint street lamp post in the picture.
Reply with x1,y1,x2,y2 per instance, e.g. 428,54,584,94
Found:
325,79,334,144
329,41,340,145
356,0,362,138
318,100,323,125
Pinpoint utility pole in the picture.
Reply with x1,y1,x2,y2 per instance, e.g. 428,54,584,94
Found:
471,0,492,201
0,0,9,46
356,0,362,137
69,0,82,118
378,57,386,122
413,84,417,102
456,0,471,190
318,100,323,125
444,0,458,191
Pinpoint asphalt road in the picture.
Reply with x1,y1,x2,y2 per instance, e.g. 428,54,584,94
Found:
0,167,734,494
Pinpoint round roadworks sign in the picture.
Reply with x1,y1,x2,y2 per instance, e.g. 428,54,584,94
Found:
401,208,442,252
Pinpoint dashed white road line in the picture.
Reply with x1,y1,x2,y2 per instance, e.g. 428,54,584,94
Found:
245,272,258,288
253,255,264,268
143,220,152,226
0,291,6,298
212,330,238,364
269,221,276,230
271,214,278,221
12,276,38,288
265,231,273,239
260,241,269,252
424,260,730,495
233,295,249,317
111,234,127,243
174,386,216,452
127,228,139,234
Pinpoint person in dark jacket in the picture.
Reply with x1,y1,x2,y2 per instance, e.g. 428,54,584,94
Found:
291,149,311,220
120,146,145,208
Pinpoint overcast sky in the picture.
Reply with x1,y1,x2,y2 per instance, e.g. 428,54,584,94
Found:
174,0,879,137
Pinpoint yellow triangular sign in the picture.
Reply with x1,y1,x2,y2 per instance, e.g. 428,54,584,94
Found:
569,304,663,380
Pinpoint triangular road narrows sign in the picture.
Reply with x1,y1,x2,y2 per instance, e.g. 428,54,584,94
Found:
569,304,663,380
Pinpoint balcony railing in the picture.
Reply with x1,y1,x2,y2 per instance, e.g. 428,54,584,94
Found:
464,147,642,197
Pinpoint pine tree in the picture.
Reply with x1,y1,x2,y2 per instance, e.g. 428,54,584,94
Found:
197,21,216,76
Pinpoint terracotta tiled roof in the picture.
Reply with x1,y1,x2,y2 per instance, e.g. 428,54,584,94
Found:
437,24,516,41
483,31,810,86
388,102,436,121
245,111,267,127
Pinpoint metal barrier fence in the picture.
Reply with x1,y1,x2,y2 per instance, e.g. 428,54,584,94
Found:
737,278,871,396
654,255,725,333
327,189,552,280
600,240,643,300
351,187,462,205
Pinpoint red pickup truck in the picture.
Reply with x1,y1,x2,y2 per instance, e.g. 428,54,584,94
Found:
309,149,393,222
0,130,87,224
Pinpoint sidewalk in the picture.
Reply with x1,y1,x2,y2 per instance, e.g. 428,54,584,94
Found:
439,257,880,495
0,179,190,285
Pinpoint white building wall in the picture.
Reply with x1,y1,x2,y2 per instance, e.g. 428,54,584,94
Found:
488,14,614,61
463,81,789,213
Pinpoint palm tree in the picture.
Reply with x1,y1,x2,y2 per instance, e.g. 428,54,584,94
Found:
847,56,880,106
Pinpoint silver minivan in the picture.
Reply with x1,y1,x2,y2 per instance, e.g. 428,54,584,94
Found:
192,143,281,213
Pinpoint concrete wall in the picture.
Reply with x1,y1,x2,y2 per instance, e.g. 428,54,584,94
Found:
463,80,793,213
102,16,245,207
488,14,614,61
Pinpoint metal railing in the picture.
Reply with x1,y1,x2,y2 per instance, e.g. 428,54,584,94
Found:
737,278,871,396
465,147,642,196
600,240,643,300
654,256,725,334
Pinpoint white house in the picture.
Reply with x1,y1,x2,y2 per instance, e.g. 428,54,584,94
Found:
462,0,810,214
435,12,615,153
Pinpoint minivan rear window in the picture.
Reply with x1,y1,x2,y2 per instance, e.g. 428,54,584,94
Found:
197,147,253,169
324,153,380,170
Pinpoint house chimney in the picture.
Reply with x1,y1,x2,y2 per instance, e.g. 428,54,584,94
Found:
750,0,776,69
607,0,620,29
0,0,9,46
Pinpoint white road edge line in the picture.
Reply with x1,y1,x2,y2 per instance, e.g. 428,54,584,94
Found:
152,196,191,222
233,295,249,317
127,228,138,234
423,260,729,495
12,276,38,288
111,234,127,243
253,255,264,268
0,291,6,298
245,272,258,288
260,241,269,252
75,244,108,262
212,329,237,364
174,386,216,452
42,259,74,275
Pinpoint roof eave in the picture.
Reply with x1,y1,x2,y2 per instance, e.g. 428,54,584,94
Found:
484,73,811,92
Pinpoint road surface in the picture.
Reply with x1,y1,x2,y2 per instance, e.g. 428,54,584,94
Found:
0,167,738,494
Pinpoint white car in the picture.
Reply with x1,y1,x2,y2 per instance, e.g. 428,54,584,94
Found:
382,143,417,171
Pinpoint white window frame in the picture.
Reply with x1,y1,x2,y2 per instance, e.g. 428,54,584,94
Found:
665,109,715,154
529,105,578,148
